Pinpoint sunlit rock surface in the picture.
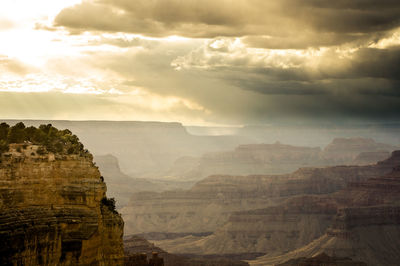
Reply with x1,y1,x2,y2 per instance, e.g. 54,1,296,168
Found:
0,144,124,265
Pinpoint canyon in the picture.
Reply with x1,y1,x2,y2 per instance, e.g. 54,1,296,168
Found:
251,163,400,266
2,120,400,266
122,152,397,236
167,138,397,181
125,151,400,266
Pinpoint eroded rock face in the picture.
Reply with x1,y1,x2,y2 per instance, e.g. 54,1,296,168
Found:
124,235,249,266
144,151,400,260
352,151,390,165
250,153,400,266
196,143,322,177
122,151,398,236
322,137,397,164
0,144,124,266
167,138,397,181
94,154,163,208
276,252,367,266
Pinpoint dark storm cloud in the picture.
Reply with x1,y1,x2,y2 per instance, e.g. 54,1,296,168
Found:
75,42,400,124
47,0,400,124
54,0,400,48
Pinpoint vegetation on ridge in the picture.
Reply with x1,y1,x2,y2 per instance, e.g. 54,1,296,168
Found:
0,122,87,155
101,197,118,214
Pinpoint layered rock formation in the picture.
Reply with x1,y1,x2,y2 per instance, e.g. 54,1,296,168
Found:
124,235,249,266
121,151,398,236
0,143,124,265
94,154,194,208
250,153,400,266
352,151,390,165
155,196,337,255
192,142,322,177
276,253,367,266
94,154,161,208
167,138,397,181
137,151,400,263
322,137,397,164
5,120,251,178
251,206,400,266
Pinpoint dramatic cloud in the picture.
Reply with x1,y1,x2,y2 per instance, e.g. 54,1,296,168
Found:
55,0,400,47
0,0,399,125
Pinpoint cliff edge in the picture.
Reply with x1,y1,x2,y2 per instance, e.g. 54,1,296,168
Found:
0,123,124,265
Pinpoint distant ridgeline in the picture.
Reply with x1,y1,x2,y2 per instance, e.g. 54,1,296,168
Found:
0,122,87,155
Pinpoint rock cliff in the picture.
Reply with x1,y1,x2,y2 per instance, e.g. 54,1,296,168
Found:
167,138,397,181
121,151,398,236
144,151,400,260
94,154,195,208
249,152,400,266
0,143,124,265
124,235,249,266
322,137,397,164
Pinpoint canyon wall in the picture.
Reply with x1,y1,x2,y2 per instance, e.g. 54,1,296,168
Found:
0,144,124,265
122,152,398,236
168,138,397,181
250,153,400,266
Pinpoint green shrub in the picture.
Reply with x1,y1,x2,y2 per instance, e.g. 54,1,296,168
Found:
101,197,117,213
0,123,10,140
0,122,87,156
0,140,9,154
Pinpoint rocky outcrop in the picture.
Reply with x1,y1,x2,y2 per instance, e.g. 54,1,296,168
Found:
251,206,400,266
146,151,400,261
94,154,195,208
196,143,322,176
124,235,249,266
276,252,367,266
322,137,397,164
0,143,124,265
167,142,323,180
94,154,162,208
154,195,337,255
121,151,398,236
249,153,400,266
352,151,390,165
167,138,397,181
6,120,251,179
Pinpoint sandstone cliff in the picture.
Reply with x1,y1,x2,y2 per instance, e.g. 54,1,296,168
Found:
249,153,400,266
250,205,400,266
5,120,251,179
94,154,194,208
121,151,398,236
142,151,400,260
0,143,124,265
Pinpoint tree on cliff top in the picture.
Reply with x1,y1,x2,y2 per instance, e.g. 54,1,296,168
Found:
0,122,87,155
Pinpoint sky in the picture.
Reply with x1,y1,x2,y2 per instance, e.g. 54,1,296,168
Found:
0,0,399,126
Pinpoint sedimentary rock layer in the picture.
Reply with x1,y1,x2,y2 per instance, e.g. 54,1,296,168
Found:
122,152,397,235
0,144,124,266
